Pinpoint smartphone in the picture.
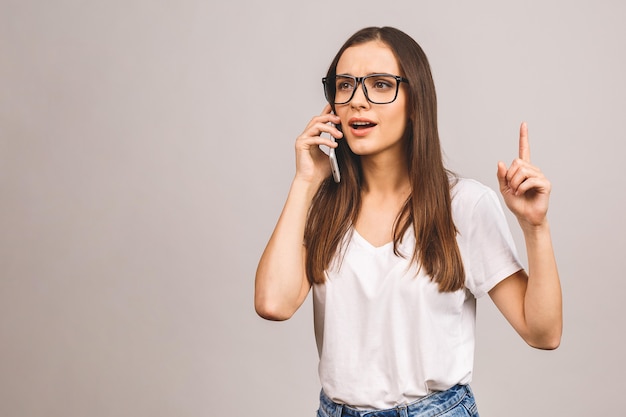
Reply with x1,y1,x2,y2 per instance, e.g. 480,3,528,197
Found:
328,134,341,183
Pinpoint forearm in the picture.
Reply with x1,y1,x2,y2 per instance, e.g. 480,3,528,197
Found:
521,221,562,348
254,178,319,320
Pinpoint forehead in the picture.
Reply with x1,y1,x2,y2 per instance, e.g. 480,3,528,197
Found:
336,41,400,76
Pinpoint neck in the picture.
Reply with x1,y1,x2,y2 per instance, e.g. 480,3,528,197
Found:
360,152,410,196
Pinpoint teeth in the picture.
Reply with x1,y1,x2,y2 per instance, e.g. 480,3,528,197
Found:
351,121,374,128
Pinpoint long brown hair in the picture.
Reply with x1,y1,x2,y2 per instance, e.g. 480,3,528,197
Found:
305,27,464,292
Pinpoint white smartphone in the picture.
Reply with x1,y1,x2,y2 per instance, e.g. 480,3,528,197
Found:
328,134,341,183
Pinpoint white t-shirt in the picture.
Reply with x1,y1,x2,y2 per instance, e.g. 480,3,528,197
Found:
312,178,523,409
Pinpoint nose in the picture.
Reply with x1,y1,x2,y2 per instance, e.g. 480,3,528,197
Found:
349,81,369,109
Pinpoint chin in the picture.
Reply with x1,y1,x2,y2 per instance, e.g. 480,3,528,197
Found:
344,141,370,156
346,137,397,158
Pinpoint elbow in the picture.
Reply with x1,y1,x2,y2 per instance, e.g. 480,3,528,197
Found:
529,338,561,351
531,337,561,350
526,329,562,351
254,269,308,321
254,268,309,321
254,298,295,321
255,305,294,321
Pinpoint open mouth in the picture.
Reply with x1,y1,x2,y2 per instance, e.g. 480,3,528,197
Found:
350,121,377,130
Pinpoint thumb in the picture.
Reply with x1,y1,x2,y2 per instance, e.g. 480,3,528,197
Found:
496,161,508,189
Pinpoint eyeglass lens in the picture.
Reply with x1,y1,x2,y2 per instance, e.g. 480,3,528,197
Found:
331,75,400,104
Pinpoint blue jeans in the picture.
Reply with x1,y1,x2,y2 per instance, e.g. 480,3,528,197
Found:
317,385,479,417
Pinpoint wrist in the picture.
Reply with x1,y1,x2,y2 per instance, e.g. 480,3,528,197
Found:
291,175,324,199
519,218,551,239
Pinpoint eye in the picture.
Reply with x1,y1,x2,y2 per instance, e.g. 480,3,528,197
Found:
336,80,354,91
370,78,394,90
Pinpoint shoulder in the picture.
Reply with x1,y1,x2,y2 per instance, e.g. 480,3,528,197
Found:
450,177,508,230
450,177,497,208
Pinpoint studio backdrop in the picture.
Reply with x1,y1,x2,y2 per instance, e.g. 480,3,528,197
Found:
1,0,625,416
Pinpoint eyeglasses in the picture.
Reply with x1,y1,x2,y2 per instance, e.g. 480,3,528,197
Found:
322,73,409,105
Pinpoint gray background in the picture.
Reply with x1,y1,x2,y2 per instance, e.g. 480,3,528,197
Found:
1,0,624,416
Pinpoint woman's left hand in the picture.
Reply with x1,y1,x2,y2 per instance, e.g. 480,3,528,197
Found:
497,122,551,228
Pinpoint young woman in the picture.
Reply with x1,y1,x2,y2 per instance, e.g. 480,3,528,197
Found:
255,26,562,417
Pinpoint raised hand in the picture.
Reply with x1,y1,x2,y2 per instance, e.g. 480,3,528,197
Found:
294,104,343,184
496,122,551,228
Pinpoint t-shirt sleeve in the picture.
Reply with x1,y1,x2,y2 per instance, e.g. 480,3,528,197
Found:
462,186,524,298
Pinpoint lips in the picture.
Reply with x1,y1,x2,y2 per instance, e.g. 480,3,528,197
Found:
349,118,377,129
348,118,377,136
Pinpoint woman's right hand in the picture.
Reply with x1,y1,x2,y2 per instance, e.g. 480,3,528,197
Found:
294,104,343,184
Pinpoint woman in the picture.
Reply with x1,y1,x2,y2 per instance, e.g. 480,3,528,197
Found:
255,26,562,417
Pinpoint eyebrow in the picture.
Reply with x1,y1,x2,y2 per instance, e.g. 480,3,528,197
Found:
335,72,394,77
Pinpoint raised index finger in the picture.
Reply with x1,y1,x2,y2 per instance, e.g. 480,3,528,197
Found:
519,122,531,162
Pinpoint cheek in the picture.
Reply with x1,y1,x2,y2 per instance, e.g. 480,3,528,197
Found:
385,108,408,139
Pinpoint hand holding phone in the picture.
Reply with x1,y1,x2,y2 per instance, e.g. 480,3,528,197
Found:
318,111,341,183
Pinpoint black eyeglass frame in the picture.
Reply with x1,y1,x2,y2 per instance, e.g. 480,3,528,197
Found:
322,73,410,105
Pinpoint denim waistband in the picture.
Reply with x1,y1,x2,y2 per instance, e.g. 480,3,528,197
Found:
319,384,473,417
